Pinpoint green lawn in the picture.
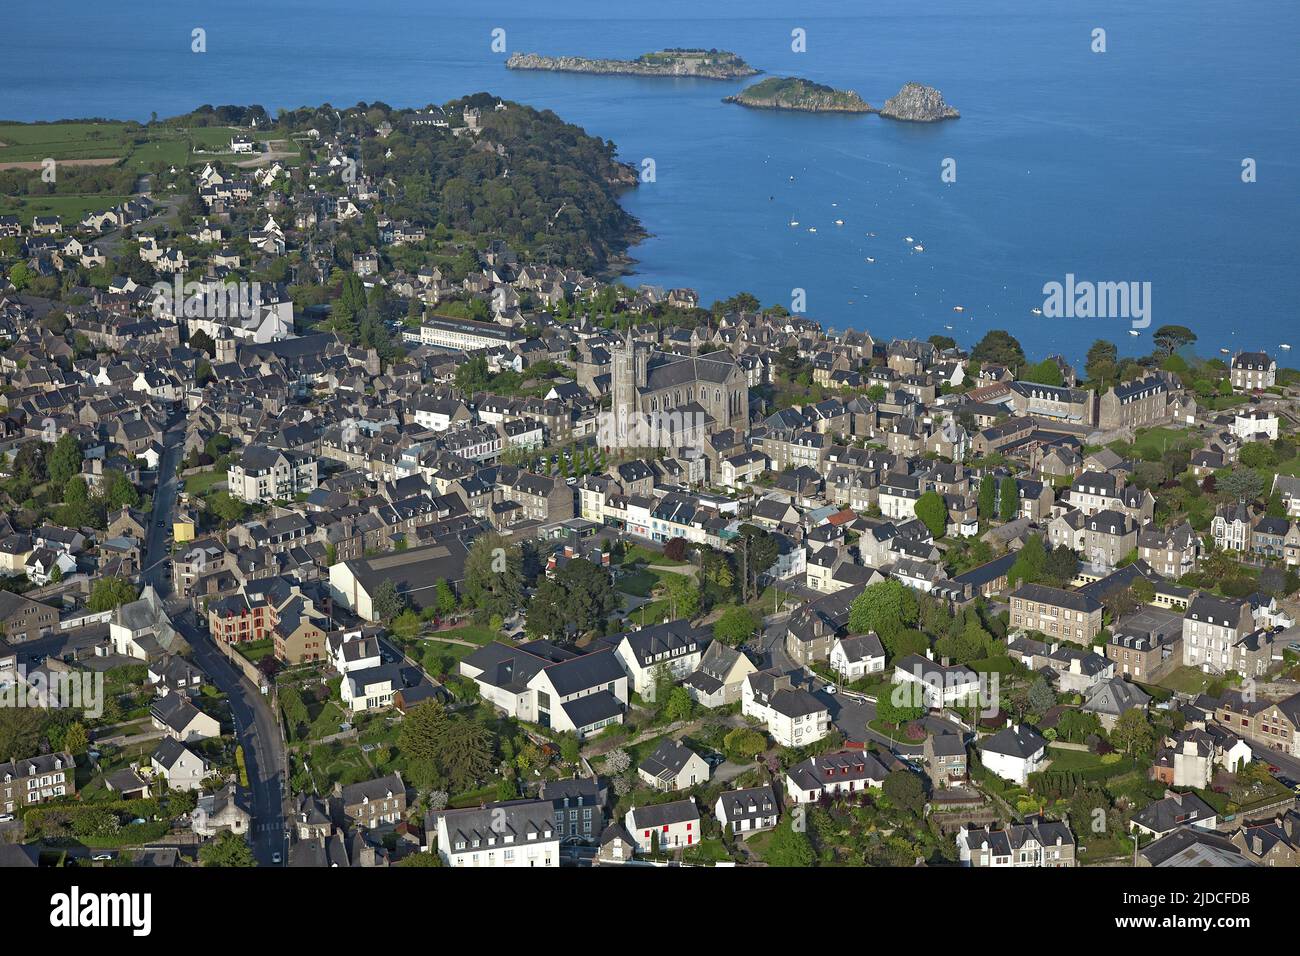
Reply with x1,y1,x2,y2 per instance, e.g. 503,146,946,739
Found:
0,193,135,220
0,121,133,163
616,568,661,597
1123,427,1195,459
183,467,227,496
433,624,499,645
235,639,275,664
1043,745,1107,772
1156,666,1218,696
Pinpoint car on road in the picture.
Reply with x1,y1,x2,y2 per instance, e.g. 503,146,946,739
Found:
0,813,15,823
271,851,282,865
91,853,114,861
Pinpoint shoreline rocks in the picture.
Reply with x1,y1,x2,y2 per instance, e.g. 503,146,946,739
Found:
878,83,960,122
506,50,758,80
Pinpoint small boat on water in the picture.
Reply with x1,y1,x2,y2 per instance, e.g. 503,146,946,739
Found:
944,324,954,330
1030,308,1043,315
952,306,964,313
1281,343,1292,351
865,257,875,263
808,227,817,233
834,219,844,226
1128,329,1141,336
913,244,924,252
789,220,799,227
904,235,914,243
1219,347,1231,354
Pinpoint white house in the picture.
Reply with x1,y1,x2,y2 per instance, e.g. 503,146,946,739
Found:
829,633,886,680
978,723,1048,786
150,738,209,792
624,799,700,853
714,785,779,837
741,669,830,748
460,642,627,739
784,750,888,804
432,800,559,867
892,652,982,709
608,620,705,696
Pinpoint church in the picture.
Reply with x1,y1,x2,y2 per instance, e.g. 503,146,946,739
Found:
608,330,749,454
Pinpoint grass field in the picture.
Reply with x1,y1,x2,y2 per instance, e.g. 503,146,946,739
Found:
0,193,135,220
183,467,227,496
0,121,135,162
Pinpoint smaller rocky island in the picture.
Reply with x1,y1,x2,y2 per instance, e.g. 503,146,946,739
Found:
723,76,874,113
506,49,758,79
878,82,960,122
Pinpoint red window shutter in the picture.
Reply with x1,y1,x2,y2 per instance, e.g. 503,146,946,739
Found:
686,822,692,831
662,824,669,831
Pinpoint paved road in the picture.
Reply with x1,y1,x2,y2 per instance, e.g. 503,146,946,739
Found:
143,411,288,865
140,414,186,593
177,609,288,865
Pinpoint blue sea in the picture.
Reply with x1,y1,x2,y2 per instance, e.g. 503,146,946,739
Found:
2,0,1296,364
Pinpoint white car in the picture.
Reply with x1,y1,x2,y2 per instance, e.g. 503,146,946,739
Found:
271,851,282,865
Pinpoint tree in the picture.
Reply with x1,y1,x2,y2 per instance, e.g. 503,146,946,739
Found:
877,681,925,726
555,558,618,633
0,706,43,763
390,609,422,642
722,727,767,760
883,769,926,815
914,491,948,539
62,722,88,757
848,580,918,639
438,719,495,791
208,491,247,525
462,534,524,619
1021,359,1064,387
87,576,137,613
1008,535,1048,587
1042,545,1079,588
764,817,814,867
434,578,457,616
664,687,694,723
558,733,581,765
978,474,997,521
1027,676,1055,717
199,830,257,867
604,749,632,775
663,572,700,620
525,578,569,640
371,579,406,622
662,537,688,562
398,700,449,767
971,330,1025,372
1111,707,1155,756
1085,339,1119,386
732,524,778,602
713,606,759,646
48,433,82,488
998,475,1019,523
1219,467,1264,503
1152,325,1196,358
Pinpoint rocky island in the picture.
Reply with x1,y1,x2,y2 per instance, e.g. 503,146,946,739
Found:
723,76,873,113
506,49,758,79
878,82,960,122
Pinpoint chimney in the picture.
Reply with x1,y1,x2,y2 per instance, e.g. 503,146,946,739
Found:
925,648,934,661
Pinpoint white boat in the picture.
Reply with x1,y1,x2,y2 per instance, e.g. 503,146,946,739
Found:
913,244,924,252
944,324,954,330
865,257,875,263
808,227,817,233
1030,308,1043,315
834,219,844,226
789,220,799,227
1281,343,1292,351
1219,347,1231,354
1128,329,1141,336
904,235,914,243
952,306,964,312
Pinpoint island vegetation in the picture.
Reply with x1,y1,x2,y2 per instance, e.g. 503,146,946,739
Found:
724,76,873,113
